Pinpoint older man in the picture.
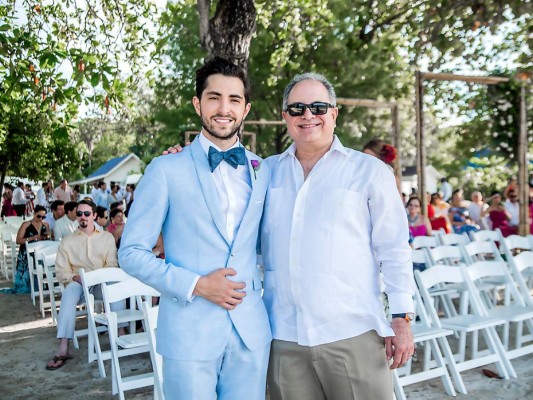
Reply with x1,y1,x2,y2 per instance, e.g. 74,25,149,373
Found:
54,179,73,202
261,73,415,400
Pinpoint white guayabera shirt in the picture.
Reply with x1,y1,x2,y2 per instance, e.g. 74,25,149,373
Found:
261,135,415,347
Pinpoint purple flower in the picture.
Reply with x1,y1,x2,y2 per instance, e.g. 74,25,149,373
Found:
251,159,261,179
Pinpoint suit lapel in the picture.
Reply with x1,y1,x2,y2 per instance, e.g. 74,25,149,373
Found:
190,137,231,246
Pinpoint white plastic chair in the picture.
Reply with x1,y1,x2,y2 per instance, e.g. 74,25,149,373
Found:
412,235,439,250
393,287,466,399
509,251,533,306
414,265,516,379
79,267,144,379
438,232,471,246
102,278,160,400
42,252,62,323
462,260,533,361
26,240,58,307
0,225,18,280
34,243,60,318
142,301,164,400
4,216,25,229
470,228,504,244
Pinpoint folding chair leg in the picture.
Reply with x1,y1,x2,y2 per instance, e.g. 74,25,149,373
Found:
391,370,406,400
485,327,516,379
429,338,456,397
437,336,467,395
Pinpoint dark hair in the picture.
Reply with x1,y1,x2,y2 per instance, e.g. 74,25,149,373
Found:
73,184,80,192
96,206,108,219
78,199,96,213
34,205,47,214
17,181,24,187
363,138,397,165
110,201,122,210
3,183,13,190
98,181,106,188
195,57,251,103
406,196,421,208
110,208,123,219
50,200,65,211
64,201,78,213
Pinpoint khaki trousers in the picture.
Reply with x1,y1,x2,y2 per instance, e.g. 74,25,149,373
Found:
267,330,392,400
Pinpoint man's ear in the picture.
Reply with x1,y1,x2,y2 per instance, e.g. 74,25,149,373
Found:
192,96,201,116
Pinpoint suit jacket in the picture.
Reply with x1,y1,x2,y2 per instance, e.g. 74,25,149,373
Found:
119,137,272,361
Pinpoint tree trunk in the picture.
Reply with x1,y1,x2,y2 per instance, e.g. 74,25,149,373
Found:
197,0,256,71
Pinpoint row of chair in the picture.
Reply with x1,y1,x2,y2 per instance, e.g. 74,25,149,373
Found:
393,231,533,400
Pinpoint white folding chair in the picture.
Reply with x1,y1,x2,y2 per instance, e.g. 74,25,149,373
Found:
393,287,466,400
0,225,18,280
34,242,60,318
79,267,144,378
438,232,471,246
415,265,516,379
509,251,533,306
462,260,533,361
102,278,160,400
42,252,62,323
4,216,25,229
412,235,439,250
503,235,533,258
26,240,58,307
142,301,164,400
470,228,504,244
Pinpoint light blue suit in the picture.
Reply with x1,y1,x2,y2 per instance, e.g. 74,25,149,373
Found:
119,137,272,399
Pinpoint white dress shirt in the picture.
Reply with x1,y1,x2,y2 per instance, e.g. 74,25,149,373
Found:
505,199,519,226
12,187,27,206
185,132,252,300
261,136,415,347
35,188,48,208
198,132,251,242
53,215,79,241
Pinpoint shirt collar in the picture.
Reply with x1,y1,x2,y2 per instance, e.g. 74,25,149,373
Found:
198,131,242,156
279,134,349,160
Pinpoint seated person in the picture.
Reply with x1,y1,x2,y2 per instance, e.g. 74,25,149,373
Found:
46,199,125,371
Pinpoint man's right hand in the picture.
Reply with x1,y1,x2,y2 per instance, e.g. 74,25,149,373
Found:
193,268,246,310
162,142,190,155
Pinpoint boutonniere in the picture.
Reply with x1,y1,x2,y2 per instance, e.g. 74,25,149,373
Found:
250,159,261,179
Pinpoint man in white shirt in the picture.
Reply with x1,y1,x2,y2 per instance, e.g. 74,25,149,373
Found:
95,181,109,210
54,179,73,202
90,182,99,201
261,73,415,400
53,201,79,241
119,58,271,400
44,200,65,233
505,190,519,227
35,181,51,210
12,181,28,216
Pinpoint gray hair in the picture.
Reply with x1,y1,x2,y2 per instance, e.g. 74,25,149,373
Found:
282,73,337,111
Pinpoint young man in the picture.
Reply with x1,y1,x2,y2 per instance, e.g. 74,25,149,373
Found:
46,199,124,370
53,201,79,241
119,57,271,399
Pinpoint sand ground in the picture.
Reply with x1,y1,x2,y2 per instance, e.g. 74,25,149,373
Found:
1,277,532,400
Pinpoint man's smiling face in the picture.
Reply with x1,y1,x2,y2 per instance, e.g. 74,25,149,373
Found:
282,79,338,149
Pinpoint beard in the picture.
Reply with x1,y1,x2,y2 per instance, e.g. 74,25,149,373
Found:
79,220,88,228
201,113,243,141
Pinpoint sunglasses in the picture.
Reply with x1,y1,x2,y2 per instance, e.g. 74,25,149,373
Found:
285,102,335,116
36,214,46,219
76,211,93,217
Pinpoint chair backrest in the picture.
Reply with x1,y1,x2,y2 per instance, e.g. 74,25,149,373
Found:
4,216,25,228
462,261,526,312
439,233,470,246
142,301,164,400
507,251,533,307
412,235,438,250
80,267,132,288
102,278,160,315
504,235,533,253
464,240,503,263
429,245,467,266
471,228,503,243
411,248,429,264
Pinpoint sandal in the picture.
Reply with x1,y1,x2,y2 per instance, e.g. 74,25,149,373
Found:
45,355,73,371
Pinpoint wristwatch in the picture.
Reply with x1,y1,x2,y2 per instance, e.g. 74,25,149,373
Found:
391,313,415,323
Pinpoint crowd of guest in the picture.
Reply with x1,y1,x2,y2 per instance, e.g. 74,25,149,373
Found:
406,176,533,240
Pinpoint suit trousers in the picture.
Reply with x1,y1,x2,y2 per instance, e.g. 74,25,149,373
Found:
163,325,270,400
56,281,125,340
267,330,393,400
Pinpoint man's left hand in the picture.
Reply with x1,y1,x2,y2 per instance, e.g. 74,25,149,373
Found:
385,318,415,369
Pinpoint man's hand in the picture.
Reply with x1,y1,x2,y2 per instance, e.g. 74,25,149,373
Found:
162,142,190,155
193,268,246,310
385,318,415,369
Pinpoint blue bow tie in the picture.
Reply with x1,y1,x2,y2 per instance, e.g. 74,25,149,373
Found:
208,146,246,172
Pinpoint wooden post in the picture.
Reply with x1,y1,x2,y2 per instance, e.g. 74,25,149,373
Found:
391,104,402,186
517,85,530,235
415,71,426,215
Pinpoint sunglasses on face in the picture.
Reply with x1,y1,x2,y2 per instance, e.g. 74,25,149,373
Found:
76,211,93,217
36,214,46,219
285,102,335,117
